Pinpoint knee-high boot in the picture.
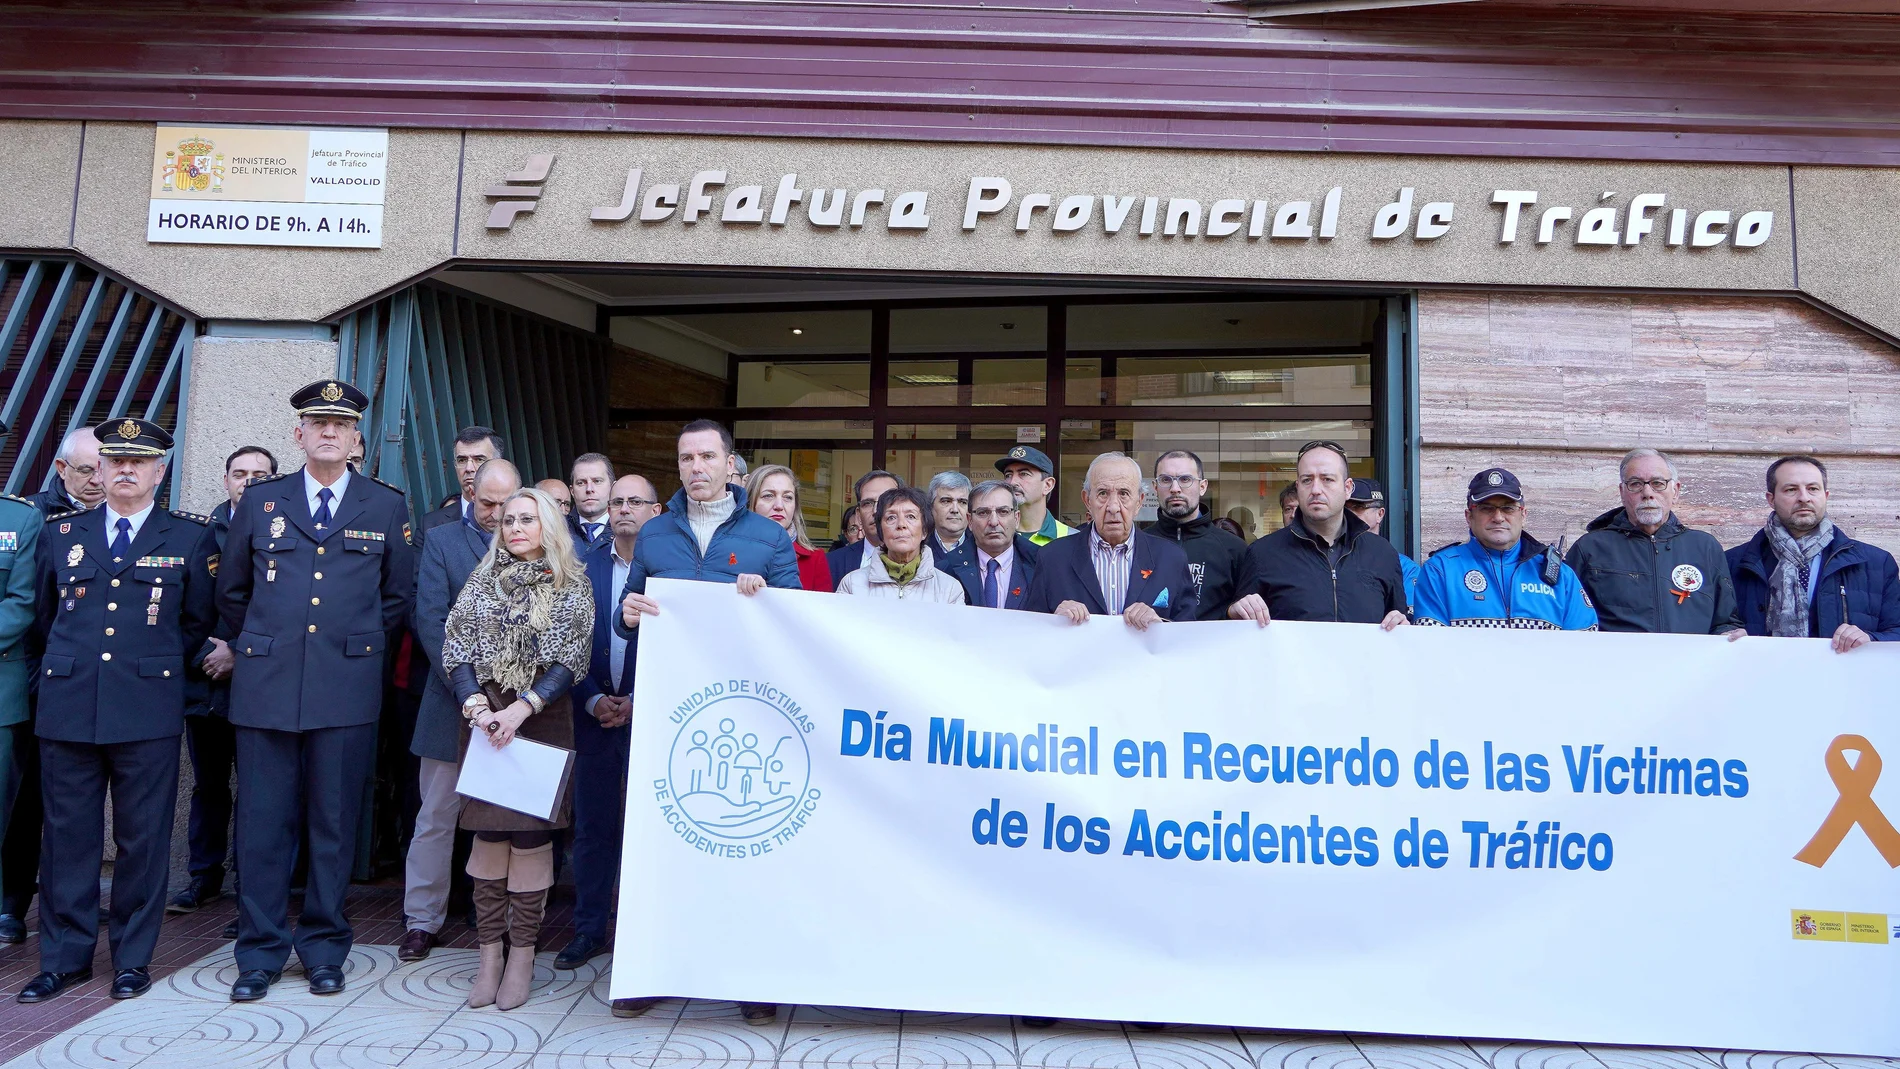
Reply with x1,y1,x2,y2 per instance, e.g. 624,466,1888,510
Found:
466,838,511,1009
497,843,553,1011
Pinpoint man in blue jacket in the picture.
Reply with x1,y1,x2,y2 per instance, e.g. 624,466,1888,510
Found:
612,419,798,1024
1414,468,1598,631
1727,455,1900,651
1023,453,1197,627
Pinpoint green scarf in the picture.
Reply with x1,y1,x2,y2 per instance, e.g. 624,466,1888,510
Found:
881,553,920,586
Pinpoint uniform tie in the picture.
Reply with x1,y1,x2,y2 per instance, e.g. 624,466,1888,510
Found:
110,517,131,562
983,558,1000,609
314,487,334,530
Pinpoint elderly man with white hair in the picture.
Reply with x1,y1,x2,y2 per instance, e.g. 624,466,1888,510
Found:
1022,452,1198,628
26,427,107,517
1565,447,1743,637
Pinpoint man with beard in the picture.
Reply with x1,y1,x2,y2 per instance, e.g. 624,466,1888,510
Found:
1566,449,1742,637
1727,455,1900,649
1145,450,1245,621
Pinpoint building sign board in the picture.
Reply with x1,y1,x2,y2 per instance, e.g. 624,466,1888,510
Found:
148,125,387,248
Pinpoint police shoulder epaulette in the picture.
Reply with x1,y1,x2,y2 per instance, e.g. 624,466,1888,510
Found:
0,493,33,507
364,473,407,497
250,471,295,487
46,507,83,522
171,509,211,525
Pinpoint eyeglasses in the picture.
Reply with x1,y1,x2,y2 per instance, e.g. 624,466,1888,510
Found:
1622,478,1674,493
1297,439,1349,459
970,506,1017,520
63,464,98,478
1154,475,1199,490
609,496,657,509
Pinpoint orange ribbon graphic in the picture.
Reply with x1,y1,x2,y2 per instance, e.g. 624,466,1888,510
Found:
1794,734,1900,868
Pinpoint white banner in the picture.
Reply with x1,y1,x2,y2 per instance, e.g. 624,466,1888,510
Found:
615,578,1900,1056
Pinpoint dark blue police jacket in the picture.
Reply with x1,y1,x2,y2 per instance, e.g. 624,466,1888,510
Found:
35,504,214,744
1021,528,1199,621
216,469,416,732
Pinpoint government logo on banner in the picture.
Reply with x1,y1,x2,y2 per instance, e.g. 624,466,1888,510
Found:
659,680,820,858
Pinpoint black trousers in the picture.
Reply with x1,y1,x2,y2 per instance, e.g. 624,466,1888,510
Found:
233,723,374,973
2,719,42,917
37,735,181,973
570,711,630,940
184,714,237,890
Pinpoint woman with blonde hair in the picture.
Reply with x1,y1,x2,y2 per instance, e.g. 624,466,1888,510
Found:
746,463,832,592
442,487,594,1010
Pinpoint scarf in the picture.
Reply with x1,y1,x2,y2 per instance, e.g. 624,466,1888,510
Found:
442,554,595,694
882,553,920,586
1764,513,1835,639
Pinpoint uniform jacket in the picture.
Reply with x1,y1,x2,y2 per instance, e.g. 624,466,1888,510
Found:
1414,535,1598,631
1727,526,1900,641
0,494,41,727
1232,511,1408,624
185,499,236,718
217,468,416,732
1022,528,1199,621
1566,508,1742,635
35,504,214,743
409,517,491,762
948,535,1042,610
611,485,801,641
1146,508,1249,621
570,538,635,715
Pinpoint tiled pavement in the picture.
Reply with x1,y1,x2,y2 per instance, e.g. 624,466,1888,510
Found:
0,889,1893,1069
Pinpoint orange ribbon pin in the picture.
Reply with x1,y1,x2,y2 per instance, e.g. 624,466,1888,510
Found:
1794,734,1900,868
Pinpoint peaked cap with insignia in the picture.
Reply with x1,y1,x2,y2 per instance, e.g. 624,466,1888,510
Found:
93,416,173,458
292,379,369,420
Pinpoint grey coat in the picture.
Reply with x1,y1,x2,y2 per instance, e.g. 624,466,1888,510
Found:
410,519,491,762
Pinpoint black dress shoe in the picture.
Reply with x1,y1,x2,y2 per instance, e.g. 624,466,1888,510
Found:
396,928,436,962
740,1002,778,1025
111,968,153,999
222,921,239,940
18,969,92,1003
306,964,346,995
554,932,607,970
166,883,223,914
230,969,279,1002
0,914,24,944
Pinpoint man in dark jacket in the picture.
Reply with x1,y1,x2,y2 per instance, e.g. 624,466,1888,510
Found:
1727,454,1900,651
1228,440,1408,629
1566,449,1743,638
1146,450,1246,621
948,480,1040,610
612,419,797,1025
1023,453,1197,626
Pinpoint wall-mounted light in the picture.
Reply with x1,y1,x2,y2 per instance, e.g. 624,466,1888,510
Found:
790,327,804,335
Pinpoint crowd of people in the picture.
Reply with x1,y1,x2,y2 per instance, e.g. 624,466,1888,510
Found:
0,386,1894,1022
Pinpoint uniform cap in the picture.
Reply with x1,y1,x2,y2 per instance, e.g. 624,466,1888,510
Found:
1466,467,1524,503
996,445,1054,476
93,416,173,458
1346,477,1386,504
291,379,369,420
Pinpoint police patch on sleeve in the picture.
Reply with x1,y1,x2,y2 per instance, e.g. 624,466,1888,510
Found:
1463,570,1488,593
1671,564,1704,593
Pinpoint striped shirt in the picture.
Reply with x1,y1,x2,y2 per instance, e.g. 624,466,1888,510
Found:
1089,528,1136,614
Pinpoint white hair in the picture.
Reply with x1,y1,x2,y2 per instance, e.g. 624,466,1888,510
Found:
1082,452,1145,494
56,427,98,463
1618,448,1678,483
928,470,972,497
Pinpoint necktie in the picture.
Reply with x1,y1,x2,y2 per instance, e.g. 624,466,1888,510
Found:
110,517,131,562
587,522,603,542
314,487,334,530
984,558,1000,609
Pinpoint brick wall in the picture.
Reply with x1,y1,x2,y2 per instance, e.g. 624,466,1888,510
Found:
1417,291,1900,558
605,347,728,501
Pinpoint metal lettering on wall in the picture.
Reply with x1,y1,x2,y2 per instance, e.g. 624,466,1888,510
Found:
484,155,1775,253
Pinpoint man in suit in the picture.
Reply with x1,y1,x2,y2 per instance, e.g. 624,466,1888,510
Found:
926,471,975,573
555,473,661,975
168,445,277,915
568,453,615,552
217,380,415,1002
416,427,505,551
18,417,214,1003
3,426,105,943
949,480,1040,610
397,458,519,962
1023,453,1198,628
0,419,41,949
826,470,902,589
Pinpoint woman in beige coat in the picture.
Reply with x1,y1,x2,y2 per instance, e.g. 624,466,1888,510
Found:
837,486,966,604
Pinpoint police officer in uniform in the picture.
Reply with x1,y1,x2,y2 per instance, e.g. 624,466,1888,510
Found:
0,418,42,950
17,418,213,1003
217,381,415,1002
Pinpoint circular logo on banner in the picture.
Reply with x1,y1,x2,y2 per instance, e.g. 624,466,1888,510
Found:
664,687,818,855
1463,570,1488,593
1671,564,1704,592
